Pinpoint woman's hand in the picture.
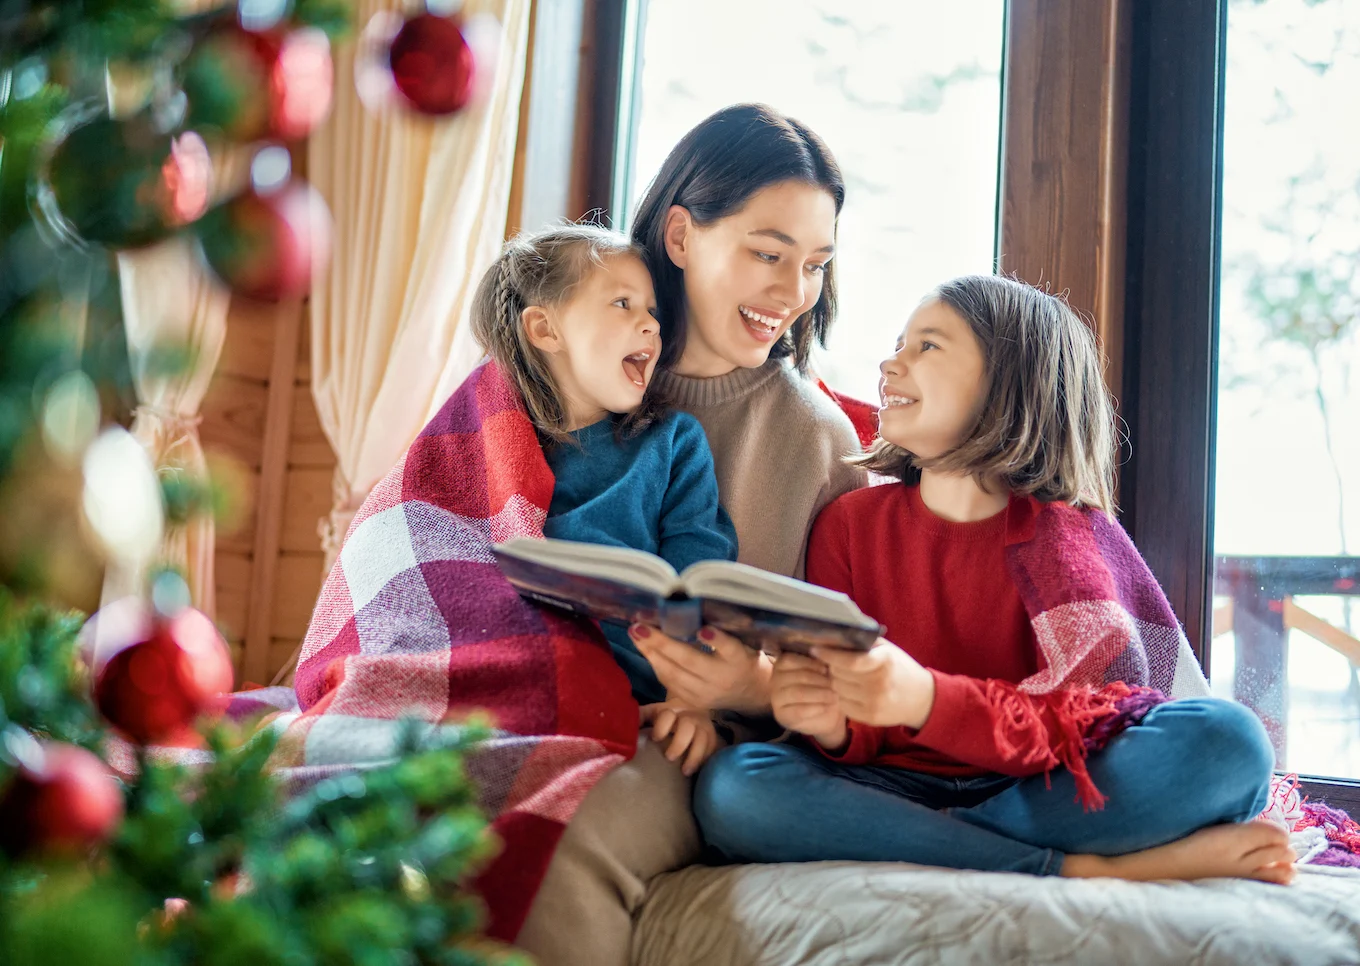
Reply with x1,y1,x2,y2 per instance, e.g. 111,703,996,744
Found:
640,703,725,777
812,639,936,730
770,652,847,751
630,625,773,713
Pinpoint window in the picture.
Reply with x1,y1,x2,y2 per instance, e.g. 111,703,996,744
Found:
1212,0,1360,781
615,0,1005,401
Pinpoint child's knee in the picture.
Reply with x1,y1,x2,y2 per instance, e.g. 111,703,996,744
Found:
1172,698,1276,814
692,744,798,848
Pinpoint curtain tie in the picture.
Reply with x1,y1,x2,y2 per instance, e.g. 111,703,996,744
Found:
134,404,204,434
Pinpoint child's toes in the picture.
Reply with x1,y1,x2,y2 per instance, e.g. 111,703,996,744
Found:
1250,861,1295,886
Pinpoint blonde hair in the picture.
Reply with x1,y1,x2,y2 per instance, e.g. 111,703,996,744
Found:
855,274,1117,512
470,223,663,445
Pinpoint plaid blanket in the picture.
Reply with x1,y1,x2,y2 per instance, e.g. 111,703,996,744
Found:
982,495,1211,808
278,359,638,941
1007,496,1210,699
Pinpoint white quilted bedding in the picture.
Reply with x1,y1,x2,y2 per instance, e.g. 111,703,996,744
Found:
634,861,1360,966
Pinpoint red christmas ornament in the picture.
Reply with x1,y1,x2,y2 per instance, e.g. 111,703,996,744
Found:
195,175,331,301
388,13,477,115
91,601,234,746
183,22,333,142
0,740,124,857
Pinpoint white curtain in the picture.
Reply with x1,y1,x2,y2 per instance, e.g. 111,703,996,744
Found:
110,242,231,614
106,24,242,615
310,0,531,569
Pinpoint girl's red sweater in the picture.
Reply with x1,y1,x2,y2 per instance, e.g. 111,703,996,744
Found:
807,483,1074,777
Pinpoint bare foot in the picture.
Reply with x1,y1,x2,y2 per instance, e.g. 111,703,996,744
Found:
1061,820,1297,885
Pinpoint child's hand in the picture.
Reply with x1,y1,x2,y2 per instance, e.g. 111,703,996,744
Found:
812,640,936,730
770,652,848,751
640,704,725,776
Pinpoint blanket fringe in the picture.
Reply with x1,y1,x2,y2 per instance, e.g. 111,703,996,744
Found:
988,681,1168,812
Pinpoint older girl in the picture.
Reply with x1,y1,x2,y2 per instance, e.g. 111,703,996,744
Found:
694,275,1294,886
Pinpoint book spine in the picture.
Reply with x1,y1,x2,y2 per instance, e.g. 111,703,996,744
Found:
658,599,704,642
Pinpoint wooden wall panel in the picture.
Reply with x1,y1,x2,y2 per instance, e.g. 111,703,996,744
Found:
200,374,269,470
271,552,326,641
269,638,303,680
214,469,260,556
288,391,334,469
998,0,1131,399
215,307,276,383
281,468,332,554
207,292,336,687
216,549,252,678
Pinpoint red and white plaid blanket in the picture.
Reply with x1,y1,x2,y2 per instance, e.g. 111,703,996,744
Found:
253,359,638,941
973,495,1213,808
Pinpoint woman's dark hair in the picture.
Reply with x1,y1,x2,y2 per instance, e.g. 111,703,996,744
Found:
630,103,845,372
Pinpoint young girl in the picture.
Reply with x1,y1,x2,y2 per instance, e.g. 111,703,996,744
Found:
471,223,737,775
692,274,1296,886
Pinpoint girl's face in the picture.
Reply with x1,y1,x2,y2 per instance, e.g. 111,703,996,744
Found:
877,299,989,460
524,253,661,430
664,181,837,378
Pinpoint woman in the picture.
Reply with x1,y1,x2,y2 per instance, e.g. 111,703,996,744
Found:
515,104,866,966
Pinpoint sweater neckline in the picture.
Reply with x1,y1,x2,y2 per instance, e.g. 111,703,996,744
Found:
652,357,786,408
906,484,1012,542
566,416,616,442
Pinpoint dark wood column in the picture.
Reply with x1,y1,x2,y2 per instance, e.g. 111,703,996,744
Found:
997,0,1132,401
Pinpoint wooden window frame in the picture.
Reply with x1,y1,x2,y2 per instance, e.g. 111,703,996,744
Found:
571,0,1360,811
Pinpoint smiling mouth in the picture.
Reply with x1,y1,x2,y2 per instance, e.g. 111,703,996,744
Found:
880,393,918,409
738,305,786,341
622,351,652,388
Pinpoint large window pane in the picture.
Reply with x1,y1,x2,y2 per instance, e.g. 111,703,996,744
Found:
619,0,1004,401
1214,0,1360,779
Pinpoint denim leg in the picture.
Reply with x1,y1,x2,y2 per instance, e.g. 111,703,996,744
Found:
693,742,1063,874
953,697,1276,857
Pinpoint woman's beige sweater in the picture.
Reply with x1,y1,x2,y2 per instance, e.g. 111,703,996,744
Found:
652,358,867,579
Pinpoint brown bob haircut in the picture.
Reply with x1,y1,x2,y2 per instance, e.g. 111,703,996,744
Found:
470,222,663,446
856,274,1118,512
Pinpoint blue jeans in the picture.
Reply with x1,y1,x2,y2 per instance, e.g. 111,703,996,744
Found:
694,697,1275,875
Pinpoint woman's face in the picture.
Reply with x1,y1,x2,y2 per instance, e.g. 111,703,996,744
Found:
664,181,837,378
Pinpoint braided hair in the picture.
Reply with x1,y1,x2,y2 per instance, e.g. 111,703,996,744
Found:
470,222,666,445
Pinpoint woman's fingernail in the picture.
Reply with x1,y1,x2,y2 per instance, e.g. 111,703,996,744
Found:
698,628,716,642
630,624,651,639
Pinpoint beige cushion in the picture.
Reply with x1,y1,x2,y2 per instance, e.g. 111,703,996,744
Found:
516,735,700,966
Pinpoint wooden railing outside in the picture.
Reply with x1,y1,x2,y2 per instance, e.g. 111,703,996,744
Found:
1212,555,1360,763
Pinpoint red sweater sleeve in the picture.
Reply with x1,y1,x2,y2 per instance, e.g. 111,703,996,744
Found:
806,495,1099,778
912,671,1069,777
805,500,884,765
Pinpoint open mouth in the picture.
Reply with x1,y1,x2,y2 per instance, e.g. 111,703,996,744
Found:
880,393,918,410
739,305,784,342
622,350,652,388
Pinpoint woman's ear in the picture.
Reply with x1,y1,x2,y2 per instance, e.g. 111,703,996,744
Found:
662,205,693,269
521,306,561,354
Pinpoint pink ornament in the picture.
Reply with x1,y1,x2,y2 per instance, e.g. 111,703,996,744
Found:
91,600,234,745
0,740,124,857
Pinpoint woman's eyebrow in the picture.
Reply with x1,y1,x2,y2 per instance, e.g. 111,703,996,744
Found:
747,228,836,254
913,326,953,341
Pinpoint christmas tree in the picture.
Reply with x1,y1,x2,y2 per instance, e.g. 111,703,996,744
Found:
0,3,520,962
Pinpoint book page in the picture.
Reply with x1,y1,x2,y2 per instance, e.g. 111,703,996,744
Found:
680,560,877,629
496,538,681,596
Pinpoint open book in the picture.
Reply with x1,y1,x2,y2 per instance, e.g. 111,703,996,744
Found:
492,537,883,654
